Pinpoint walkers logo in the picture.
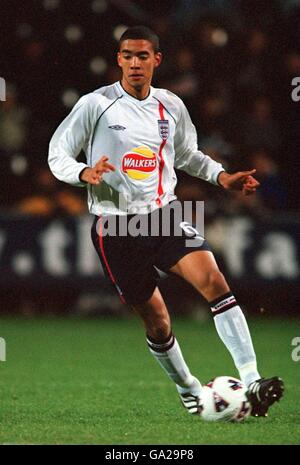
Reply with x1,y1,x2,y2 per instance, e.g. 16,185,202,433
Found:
122,146,157,180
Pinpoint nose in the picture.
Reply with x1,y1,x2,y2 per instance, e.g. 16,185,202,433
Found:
130,56,140,68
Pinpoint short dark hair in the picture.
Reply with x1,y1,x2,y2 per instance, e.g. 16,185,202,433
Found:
119,26,160,53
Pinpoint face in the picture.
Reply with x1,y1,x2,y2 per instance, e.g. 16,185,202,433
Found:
117,39,162,92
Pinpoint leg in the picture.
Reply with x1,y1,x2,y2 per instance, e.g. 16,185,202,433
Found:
132,286,203,414
170,250,284,416
132,286,171,342
170,250,260,385
170,250,229,301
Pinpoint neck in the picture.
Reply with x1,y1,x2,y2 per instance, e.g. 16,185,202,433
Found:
120,78,151,100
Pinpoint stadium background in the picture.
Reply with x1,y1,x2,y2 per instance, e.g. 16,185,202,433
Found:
0,0,300,446
1,0,300,316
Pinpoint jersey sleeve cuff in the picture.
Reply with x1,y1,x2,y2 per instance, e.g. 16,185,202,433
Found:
216,170,226,187
75,163,89,187
211,168,226,186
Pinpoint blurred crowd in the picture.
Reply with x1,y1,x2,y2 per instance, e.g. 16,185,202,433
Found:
1,0,300,216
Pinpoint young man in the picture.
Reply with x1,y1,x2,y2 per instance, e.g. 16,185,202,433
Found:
48,26,284,417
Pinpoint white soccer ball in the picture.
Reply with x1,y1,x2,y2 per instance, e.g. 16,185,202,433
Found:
200,376,251,422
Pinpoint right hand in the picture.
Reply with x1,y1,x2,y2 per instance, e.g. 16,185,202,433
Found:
80,156,116,185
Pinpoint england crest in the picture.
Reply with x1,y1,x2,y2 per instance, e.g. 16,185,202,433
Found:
158,119,169,140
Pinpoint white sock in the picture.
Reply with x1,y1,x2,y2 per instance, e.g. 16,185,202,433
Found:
210,293,260,387
147,333,202,394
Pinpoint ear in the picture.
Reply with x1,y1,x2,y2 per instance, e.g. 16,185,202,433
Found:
117,52,122,68
154,52,162,68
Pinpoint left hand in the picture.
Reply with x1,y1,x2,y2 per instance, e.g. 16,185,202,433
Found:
218,169,260,196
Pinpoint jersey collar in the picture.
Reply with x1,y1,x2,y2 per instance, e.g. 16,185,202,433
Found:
116,81,154,105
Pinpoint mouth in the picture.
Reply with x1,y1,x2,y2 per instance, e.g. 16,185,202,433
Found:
129,74,144,79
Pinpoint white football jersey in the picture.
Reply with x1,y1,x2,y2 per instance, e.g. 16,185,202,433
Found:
48,81,224,215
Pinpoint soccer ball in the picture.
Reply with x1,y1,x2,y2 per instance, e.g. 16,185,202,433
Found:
199,376,251,422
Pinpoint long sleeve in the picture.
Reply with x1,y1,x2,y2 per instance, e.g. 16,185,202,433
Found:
48,94,97,187
174,100,224,185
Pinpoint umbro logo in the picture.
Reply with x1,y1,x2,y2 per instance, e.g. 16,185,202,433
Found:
108,125,126,130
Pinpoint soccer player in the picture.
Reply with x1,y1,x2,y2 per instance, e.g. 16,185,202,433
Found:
48,26,284,417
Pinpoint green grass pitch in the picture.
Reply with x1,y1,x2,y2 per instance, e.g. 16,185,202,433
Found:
0,315,299,444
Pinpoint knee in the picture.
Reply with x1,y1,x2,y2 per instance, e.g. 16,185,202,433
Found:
205,269,227,293
148,316,171,342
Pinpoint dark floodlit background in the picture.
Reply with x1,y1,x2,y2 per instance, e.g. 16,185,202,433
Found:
1,0,300,316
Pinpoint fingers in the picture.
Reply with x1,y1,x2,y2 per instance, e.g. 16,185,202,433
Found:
103,162,116,172
244,175,260,187
89,173,102,185
235,169,257,182
243,169,256,176
95,156,110,165
242,177,260,195
94,156,116,173
84,156,116,185
240,171,260,195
